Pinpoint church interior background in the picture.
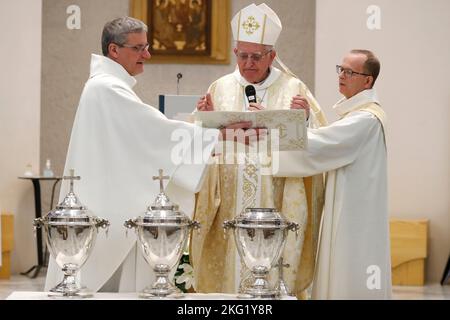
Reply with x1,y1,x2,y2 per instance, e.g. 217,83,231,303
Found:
0,0,449,300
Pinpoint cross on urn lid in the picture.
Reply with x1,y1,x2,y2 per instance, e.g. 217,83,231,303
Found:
57,169,86,210
150,169,177,210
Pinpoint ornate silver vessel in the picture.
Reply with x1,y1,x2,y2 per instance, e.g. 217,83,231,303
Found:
124,170,200,299
33,170,109,298
224,208,299,299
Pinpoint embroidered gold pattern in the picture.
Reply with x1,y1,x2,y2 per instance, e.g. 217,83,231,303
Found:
242,16,260,35
241,154,258,213
243,164,257,178
275,124,288,139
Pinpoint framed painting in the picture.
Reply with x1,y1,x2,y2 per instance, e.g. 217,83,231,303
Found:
130,0,230,64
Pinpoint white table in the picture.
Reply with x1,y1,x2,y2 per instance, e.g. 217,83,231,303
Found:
7,291,296,300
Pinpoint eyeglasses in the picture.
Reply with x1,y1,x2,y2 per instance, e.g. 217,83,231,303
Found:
336,65,371,78
119,43,150,53
236,50,272,62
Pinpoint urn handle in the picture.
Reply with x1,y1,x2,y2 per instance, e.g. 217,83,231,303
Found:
190,220,201,233
287,222,300,238
124,219,138,229
33,218,44,228
33,218,44,238
222,220,236,239
223,220,236,230
95,218,110,237
124,219,138,237
95,218,110,229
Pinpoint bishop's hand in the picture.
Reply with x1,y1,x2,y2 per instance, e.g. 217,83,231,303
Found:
290,95,310,119
197,93,214,111
248,103,265,111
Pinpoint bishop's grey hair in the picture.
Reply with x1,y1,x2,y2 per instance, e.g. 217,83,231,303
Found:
101,17,148,56
235,41,274,52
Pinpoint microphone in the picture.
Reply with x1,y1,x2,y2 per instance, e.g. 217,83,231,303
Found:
245,85,257,104
176,73,183,95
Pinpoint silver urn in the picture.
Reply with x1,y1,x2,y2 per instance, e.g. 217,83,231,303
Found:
124,170,200,299
224,208,299,299
33,170,109,298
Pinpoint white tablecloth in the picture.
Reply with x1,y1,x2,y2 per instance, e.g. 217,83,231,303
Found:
7,291,296,300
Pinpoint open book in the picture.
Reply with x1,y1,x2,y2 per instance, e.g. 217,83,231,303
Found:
194,109,307,150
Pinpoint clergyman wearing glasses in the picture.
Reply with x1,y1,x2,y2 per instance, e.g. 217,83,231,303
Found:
192,3,327,300
44,16,219,294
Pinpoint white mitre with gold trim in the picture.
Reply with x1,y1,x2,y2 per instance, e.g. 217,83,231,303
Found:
231,3,282,46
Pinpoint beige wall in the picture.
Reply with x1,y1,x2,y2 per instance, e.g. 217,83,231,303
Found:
40,0,316,212
0,0,42,273
316,0,450,283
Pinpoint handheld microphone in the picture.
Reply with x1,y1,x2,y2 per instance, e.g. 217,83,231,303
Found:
245,85,257,104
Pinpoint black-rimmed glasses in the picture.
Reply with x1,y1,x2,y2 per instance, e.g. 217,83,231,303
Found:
336,65,371,77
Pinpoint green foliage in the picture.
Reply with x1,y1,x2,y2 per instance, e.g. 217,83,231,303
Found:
174,253,191,293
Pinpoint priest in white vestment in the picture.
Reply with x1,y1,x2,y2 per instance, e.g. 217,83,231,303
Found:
191,3,328,299
275,50,392,299
44,17,219,293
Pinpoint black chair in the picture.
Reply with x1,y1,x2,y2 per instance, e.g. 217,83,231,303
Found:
441,255,450,285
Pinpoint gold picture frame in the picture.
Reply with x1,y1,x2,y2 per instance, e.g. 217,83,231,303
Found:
130,0,230,64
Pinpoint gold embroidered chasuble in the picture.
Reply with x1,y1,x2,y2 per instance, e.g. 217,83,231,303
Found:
190,68,328,299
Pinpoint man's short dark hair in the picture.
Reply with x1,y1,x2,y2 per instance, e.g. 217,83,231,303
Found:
351,49,380,87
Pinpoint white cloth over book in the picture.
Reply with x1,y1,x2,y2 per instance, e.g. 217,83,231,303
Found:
194,109,308,151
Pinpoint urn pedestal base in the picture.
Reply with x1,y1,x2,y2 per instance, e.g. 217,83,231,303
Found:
139,265,184,299
48,265,93,299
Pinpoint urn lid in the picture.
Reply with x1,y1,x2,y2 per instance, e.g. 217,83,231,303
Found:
139,169,191,225
45,169,94,222
235,208,290,227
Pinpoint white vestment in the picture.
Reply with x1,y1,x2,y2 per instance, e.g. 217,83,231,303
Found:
275,89,392,299
44,54,218,292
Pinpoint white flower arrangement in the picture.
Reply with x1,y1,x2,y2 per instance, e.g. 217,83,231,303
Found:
174,262,194,290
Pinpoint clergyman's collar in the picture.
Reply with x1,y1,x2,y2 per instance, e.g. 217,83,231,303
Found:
89,54,137,88
233,66,282,90
333,88,380,118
